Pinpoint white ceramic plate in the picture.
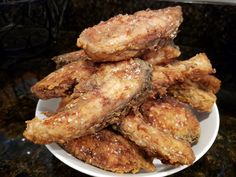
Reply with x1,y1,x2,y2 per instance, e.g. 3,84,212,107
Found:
36,98,220,177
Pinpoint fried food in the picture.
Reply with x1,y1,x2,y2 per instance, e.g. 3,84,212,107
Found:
52,50,91,68
62,129,155,173
141,97,200,144
118,113,195,165
23,5,222,173
152,53,213,95
77,6,183,62
168,80,217,112
24,59,152,144
196,75,221,94
58,98,156,173
142,43,180,65
31,59,96,99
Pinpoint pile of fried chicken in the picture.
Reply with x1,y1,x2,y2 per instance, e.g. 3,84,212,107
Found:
23,6,221,173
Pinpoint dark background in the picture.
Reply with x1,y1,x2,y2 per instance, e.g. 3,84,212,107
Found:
0,0,235,177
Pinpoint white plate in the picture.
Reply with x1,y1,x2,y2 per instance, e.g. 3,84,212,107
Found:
36,98,220,177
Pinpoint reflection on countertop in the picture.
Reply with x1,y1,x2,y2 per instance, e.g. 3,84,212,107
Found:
0,1,236,177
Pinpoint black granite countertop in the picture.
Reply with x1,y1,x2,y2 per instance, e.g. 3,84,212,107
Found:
0,1,236,177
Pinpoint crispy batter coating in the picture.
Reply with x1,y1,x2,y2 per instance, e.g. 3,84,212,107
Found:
62,129,155,173
196,75,221,94
152,53,213,95
77,6,183,62
31,59,96,99
118,113,195,165
141,97,200,144
22,5,223,173
58,98,155,173
24,59,152,144
52,50,91,68
168,80,217,112
142,43,180,65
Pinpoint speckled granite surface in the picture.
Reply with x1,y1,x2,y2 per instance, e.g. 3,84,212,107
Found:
0,1,236,177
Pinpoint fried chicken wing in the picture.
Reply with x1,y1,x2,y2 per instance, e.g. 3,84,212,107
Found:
142,43,180,65
152,53,213,95
31,59,96,99
77,6,183,62
141,97,200,144
62,129,155,173
168,80,217,112
24,59,152,144
52,50,91,68
118,113,195,165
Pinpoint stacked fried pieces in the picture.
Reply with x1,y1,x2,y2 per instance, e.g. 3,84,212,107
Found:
23,6,221,173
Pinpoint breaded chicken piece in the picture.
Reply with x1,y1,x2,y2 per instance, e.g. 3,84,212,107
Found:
52,50,91,68
196,75,221,94
62,129,155,173
141,97,200,144
57,98,155,173
142,44,180,65
118,113,195,165
77,6,183,62
152,53,213,95
24,59,152,144
31,59,96,99
168,80,217,112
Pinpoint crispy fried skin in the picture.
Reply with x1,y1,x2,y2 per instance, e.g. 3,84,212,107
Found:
58,98,155,173
118,113,195,165
168,80,217,112
196,75,221,94
62,129,155,173
24,59,152,144
141,97,200,144
52,50,91,68
142,44,180,65
31,60,96,99
77,6,183,62
152,53,213,95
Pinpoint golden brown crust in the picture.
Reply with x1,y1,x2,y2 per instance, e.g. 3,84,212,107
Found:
119,113,195,165
21,6,223,173
152,53,214,95
31,59,96,99
141,97,200,144
24,59,152,144
168,80,217,112
77,6,183,61
142,43,180,65
196,75,221,94
52,50,91,68
62,129,156,173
